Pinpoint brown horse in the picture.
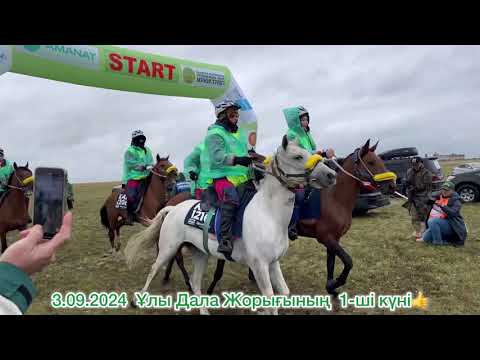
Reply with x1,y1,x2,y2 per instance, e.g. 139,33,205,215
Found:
296,139,396,297
0,163,33,253
100,155,178,252
175,140,397,296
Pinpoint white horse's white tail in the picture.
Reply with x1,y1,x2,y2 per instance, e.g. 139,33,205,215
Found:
124,206,174,270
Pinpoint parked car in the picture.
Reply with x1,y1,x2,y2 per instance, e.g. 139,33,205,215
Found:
452,163,480,176
353,188,391,216
447,169,480,203
378,147,445,197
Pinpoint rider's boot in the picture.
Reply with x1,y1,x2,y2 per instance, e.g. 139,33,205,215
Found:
217,203,237,257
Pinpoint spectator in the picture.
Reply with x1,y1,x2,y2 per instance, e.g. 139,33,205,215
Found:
421,181,467,246
403,157,432,241
0,212,72,315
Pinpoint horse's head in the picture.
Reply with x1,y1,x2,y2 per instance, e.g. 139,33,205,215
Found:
11,162,34,193
353,139,397,195
274,135,337,190
151,154,178,194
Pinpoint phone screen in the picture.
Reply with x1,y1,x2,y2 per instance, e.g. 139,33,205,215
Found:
33,168,66,239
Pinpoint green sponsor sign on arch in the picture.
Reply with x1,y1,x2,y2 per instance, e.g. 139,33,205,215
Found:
0,45,258,147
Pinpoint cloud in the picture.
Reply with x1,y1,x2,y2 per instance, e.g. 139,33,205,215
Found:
1,45,479,183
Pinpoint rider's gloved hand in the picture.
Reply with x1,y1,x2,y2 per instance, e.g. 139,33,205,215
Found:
233,156,253,167
135,165,146,171
189,171,199,181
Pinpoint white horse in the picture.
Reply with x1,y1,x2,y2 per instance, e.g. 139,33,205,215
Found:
125,136,337,314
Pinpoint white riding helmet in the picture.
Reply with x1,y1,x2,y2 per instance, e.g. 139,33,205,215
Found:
215,100,241,118
298,106,309,118
131,130,145,139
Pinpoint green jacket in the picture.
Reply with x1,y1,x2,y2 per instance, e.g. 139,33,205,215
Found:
283,107,317,154
122,145,154,184
203,123,251,186
0,160,14,190
0,262,37,314
184,142,209,192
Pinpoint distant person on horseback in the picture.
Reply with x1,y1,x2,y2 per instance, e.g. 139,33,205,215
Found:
184,142,209,200
203,100,255,257
283,106,335,240
0,148,14,195
122,130,154,225
171,172,191,197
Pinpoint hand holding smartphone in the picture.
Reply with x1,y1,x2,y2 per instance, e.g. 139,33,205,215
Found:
33,167,67,239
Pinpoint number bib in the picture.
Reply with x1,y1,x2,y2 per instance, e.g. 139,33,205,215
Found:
115,193,128,209
184,202,209,228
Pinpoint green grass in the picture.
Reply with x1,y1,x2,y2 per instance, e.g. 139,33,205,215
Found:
6,180,480,315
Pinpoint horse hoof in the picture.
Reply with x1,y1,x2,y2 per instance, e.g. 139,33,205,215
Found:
162,278,170,286
130,299,137,308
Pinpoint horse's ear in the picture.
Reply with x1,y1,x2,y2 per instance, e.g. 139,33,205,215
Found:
156,154,160,162
13,162,18,170
25,162,29,168
282,135,288,151
166,155,170,161
370,140,379,153
360,139,371,157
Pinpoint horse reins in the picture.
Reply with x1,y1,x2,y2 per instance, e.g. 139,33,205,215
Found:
252,154,312,193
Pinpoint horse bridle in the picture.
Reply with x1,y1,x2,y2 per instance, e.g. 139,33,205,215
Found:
8,169,33,194
254,153,316,193
332,148,395,191
149,164,178,204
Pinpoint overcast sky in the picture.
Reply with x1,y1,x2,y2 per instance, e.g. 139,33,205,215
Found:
1,45,478,183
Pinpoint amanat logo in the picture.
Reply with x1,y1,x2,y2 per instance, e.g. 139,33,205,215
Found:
107,52,177,81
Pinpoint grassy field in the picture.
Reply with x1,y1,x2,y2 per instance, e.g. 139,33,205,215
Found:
6,160,480,315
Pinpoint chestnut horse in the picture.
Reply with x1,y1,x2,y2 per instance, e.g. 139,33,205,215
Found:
174,140,397,297
0,163,33,253
100,155,178,252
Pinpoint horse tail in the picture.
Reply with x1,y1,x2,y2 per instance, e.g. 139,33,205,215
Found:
124,206,174,270
100,205,110,229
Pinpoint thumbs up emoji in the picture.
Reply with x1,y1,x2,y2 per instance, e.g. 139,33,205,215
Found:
412,291,429,310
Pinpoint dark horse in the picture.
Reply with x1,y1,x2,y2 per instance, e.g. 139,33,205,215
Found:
100,155,180,252
0,163,33,253
165,140,396,296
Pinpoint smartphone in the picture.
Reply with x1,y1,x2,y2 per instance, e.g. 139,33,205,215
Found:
33,167,66,239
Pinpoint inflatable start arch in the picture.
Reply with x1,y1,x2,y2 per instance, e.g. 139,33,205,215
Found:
0,45,258,147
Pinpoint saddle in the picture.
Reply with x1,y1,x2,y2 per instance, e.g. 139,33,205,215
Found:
299,188,322,221
183,180,257,259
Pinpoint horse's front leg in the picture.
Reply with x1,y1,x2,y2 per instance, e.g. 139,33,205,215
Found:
250,261,276,315
326,240,353,294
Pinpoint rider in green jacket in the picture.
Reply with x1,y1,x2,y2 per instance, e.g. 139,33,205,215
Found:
283,106,335,240
122,130,154,224
0,148,14,194
203,101,254,257
184,142,210,200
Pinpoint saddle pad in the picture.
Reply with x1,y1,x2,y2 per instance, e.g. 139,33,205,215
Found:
184,201,217,234
184,201,245,238
299,188,322,220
